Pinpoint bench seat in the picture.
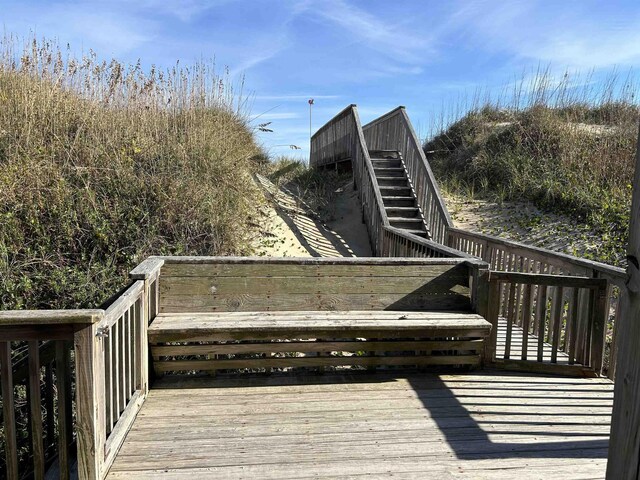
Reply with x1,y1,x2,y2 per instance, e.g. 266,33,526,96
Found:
149,311,491,373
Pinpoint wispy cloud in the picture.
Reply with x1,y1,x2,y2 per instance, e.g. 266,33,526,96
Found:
253,94,341,101
295,0,436,77
127,0,233,22
251,112,301,120
457,1,640,70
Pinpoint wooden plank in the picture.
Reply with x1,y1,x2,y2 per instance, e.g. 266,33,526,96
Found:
551,286,564,363
521,283,533,361
105,327,114,432
491,271,607,289
151,339,483,357
494,359,598,377
105,370,613,480
159,273,471,296
129,257,164,280
0,341,19,480
448,227,624,283
153,355,482,372
504,283,516,360
28,341,45,479
104,391,145,471
119,315,127,411
159,292,472,313
537,285,548,363
74,323,106,480
148,312,491,342
0,309,103,326
55,341,71,480
0,324,76,342
590,283,607,375
102,281,145,328
569,287,580,365
160,262,471,278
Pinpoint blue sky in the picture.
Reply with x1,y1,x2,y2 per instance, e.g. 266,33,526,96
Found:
2,0,640,159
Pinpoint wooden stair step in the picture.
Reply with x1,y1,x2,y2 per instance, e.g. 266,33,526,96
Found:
385,206,420,216
370,159,402,168
376,177,408,187
368,150,400,159
381,196,416,207
403,229,429,238
388,217,423,223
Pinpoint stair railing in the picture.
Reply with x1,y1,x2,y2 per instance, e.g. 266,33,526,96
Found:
311,105,461,258
0,258,162,480
362,107,453,244
448,227,625,379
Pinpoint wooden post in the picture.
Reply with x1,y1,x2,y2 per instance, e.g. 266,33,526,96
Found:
75,322,106,480
607,122,640,479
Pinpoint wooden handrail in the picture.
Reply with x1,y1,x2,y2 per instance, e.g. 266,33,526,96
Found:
311,105,462,260
361,106,453,244
0,267,159,480
448,226,624,379
486,271,608,376
448,227,626,284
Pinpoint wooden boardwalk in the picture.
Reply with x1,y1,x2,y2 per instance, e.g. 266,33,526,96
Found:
107,371,612,479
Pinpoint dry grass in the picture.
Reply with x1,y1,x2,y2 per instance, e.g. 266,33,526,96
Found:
0,35,264,309
425,69,640,265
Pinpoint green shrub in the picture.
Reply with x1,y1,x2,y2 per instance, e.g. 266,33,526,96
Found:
0,36,263,309
425,75,639,266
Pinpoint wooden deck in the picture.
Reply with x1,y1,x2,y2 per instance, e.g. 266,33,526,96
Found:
106,371,612,479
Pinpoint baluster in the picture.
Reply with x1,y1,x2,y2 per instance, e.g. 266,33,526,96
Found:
28,341,45,479
537,285,548,362
1,341,18,479
550,286,564,363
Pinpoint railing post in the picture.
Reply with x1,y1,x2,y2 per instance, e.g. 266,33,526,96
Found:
484,274,500,365
130,257,164,391
590,278,608,375
75,320,106,480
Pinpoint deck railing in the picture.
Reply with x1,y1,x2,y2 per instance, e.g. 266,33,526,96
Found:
311,105,463,259
0,258,162,480
448,227,625,378
362,107,453,244
486,271,608,376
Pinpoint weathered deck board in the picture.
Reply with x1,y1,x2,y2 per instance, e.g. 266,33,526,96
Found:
106,371,612,479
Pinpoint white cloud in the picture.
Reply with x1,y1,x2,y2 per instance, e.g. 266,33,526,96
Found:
253,94,341,101
458,1,640,70
251,112,301,120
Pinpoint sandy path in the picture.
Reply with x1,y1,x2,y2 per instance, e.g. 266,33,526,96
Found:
251,174,371,257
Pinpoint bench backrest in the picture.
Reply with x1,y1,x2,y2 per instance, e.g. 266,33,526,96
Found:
157,257,475,313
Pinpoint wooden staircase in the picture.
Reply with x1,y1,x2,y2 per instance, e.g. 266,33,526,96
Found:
370,150,429,239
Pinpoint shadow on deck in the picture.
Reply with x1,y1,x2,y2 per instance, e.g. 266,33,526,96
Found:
106,370,612,479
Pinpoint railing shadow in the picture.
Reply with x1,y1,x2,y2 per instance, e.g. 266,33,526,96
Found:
153,369,611,461
256,173,370,257
406,372,611,460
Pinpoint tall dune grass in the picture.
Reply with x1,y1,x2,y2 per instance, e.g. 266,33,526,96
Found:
0,36,263,309
425,69,640,265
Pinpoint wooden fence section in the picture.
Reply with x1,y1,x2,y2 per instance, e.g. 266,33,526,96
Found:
362,107,452,244
309,104,356,169
0,258,162,480
448,227,625,378
310,105,464,260
486,272,608,376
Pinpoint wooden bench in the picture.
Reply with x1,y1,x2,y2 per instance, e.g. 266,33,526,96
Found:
148,257,492,374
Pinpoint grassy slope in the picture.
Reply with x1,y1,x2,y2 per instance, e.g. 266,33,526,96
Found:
425,103,639,265
0,39,263,309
